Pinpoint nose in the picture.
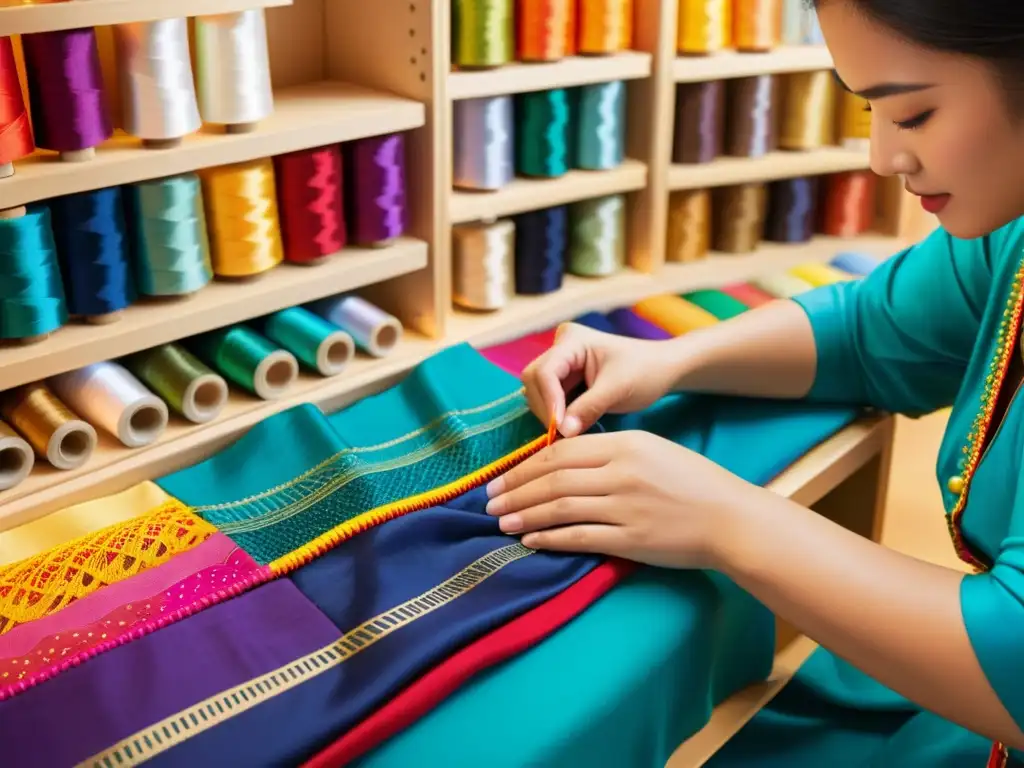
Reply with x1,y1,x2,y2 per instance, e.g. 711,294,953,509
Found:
868,120,921,178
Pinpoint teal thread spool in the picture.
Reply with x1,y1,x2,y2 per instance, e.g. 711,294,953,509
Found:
567,194,626,277
0,206,68,342
254,307,354,377
190,325,298,401
516,89,571,178
574,81,626,170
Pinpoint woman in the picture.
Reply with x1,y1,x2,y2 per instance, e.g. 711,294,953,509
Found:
484,1,1024,765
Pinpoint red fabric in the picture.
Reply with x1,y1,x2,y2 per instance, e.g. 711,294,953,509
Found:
302,558,635,768
721,282,776,309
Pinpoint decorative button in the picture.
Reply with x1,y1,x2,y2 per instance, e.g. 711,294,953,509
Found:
947,475,965,495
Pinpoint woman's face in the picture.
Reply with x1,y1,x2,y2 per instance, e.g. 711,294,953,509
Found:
818,0,1024,239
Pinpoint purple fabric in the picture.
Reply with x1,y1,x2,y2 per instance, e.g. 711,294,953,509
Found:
607,308,673,340
0,579,340,767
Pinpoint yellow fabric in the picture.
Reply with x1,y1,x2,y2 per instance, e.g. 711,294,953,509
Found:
789,262,856,288
0,500,214,635
633,295,718,336
0,482,176,566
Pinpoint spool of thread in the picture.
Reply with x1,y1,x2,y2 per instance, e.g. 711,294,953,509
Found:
764,177,818,243
789,262,855,287
345,133,407,246
514,206,566,295
253,307,355,377
453,0,514,68
0,37,35,177
567,194,625,277
125,343,229,424
676,0,731,54
49,187,134,324
838,90,872,149
666,189,711,262
713,183,767,253
727,76,777,158
452,219,515,311
194,10,274,132
565,0,578,54
516,89,571,178
21,28,113,161
125,173,213,297
780,0,806,44
0,419,33,491
0,206,68,343
310,295,403,358
200,158,284,278
453,96,514,191
779,71,835,150
191,325,298,400
821,171,877,237
682,289,749,321
750,272,814,298
734,0,781,52
574,80,626,170
831,251,881,276
0,382,96,471
672,81,724,164
274,145,347,264
518,0,572,61
50,362,169,449
578,0,633,55
113,19,201,147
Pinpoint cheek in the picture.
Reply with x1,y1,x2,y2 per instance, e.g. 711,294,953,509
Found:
921,111,993,192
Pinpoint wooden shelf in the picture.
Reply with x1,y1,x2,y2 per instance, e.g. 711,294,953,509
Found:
668,148,870,190
0,0,292,36
450,160,648,224
449,52,652,100
0,238,428,392
673,46,833,82
447,236,898,347
0,81,425,209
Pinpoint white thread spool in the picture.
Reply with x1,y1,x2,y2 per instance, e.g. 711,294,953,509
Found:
452,219,515,311
0,420,34,491
114,18,201,147
310,296,403,358
50,362,170,448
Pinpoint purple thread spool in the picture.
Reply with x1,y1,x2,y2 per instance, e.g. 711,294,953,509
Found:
345,133,407,247
21,28,113,161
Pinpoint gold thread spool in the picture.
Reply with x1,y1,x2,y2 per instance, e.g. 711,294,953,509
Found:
452,219,515,311
677,0,731,55
0,418,33,492
578,0,633,55
200,157,284,278
667,189,711,262
0,382,98,471
734,0,781,52
838,89,872,149
713,183,767,253
779,70,835,150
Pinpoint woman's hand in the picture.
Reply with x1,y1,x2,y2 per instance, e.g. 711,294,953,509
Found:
485,430,761,570
522,323,685,438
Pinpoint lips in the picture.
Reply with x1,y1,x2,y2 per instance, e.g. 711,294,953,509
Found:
918,193,951,214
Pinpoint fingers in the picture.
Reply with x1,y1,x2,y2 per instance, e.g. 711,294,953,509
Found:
486,466,612,517
521,324,589,431
562,376,629,436
486,434,612,498
521,524,621,555
494,495,618,535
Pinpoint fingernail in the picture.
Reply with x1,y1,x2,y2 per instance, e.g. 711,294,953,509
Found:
521,534,538,548
561,415,581,436
485,497,504,515
499,514,522,533
486,477,504,498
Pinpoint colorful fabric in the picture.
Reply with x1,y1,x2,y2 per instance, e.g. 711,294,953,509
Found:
721,281,776,308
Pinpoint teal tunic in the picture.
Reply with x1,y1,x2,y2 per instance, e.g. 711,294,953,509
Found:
711,216,1024,767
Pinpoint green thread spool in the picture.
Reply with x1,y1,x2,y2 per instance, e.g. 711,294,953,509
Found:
681,289,749,321
254,307,354,377
567,194,626,277
0,207,69,342
453,0,514,68
126,343,229,424
516,89,571,178
574,81,626,170
191,325,298,401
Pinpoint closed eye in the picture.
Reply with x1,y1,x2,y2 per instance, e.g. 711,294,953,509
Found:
894,110,934,131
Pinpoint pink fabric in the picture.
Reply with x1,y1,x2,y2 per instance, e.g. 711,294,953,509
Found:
0,534,254,659
479,328,557,377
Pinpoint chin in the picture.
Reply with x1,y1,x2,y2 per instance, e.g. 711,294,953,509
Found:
933,207,1009,241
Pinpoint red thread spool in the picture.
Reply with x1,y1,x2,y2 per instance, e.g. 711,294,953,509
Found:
0,38,35,177
565,0,578,55
519,0,573,62
820,171,877,237
273,145,347,265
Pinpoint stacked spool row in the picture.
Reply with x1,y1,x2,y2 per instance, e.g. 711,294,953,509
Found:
453,194,626,311
676,0,825,55
0,294,404,493
454,81,628,192
452,0,634,69
0,133,408,344
673,71,870,164
667,170,878,261
0,11,275,172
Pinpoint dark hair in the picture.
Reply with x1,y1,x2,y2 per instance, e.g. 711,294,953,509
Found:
810,0,1024,98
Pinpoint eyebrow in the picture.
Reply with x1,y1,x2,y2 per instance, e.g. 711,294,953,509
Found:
831,70,934,100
